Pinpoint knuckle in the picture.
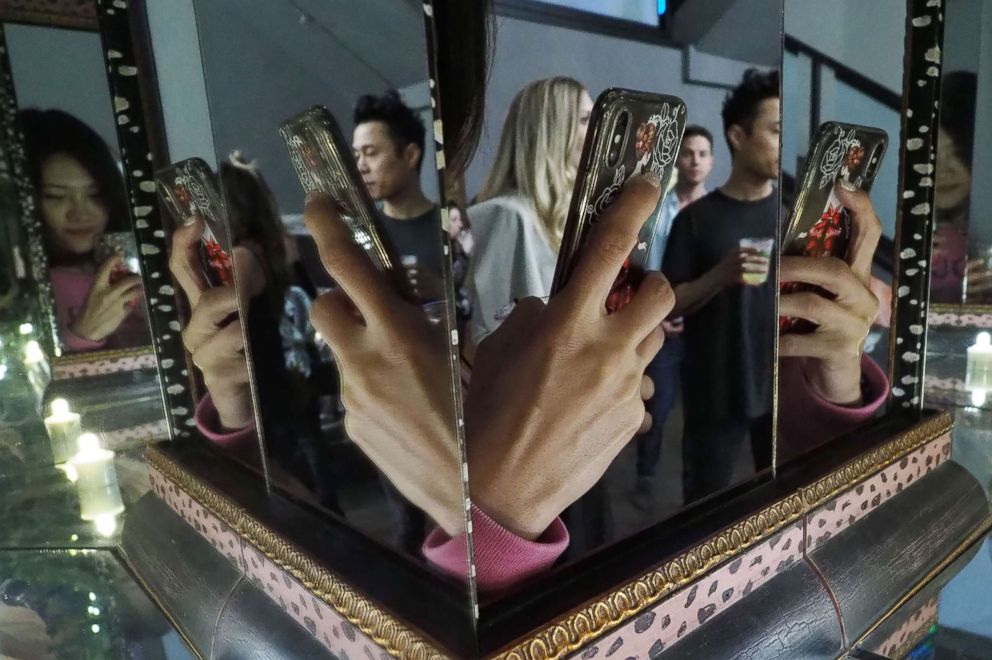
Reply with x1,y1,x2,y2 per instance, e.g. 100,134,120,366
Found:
791,292,820,318
593,231,633,264
641,272,674,303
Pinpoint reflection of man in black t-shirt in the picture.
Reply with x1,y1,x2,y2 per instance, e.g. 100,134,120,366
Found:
353,90,445,303
662,69,780,504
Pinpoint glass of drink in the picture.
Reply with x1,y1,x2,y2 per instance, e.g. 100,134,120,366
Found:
739,237,774,285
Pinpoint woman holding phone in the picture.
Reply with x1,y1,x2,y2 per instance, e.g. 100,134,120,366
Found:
21,109,147,352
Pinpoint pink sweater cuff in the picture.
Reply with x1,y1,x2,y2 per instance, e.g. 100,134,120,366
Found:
777,355,889,461
194,394,257,454
423,505,569,592
62,325,107,352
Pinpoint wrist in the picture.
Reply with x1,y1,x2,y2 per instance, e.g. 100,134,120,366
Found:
70,320,104,342
801,356,864,407
209,384,254,430
470,483,548,541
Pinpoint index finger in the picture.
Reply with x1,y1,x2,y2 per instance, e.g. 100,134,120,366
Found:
94,254,122,288
304,193,402,323
565,173,662,311
168,216,209,307
834,185,882,287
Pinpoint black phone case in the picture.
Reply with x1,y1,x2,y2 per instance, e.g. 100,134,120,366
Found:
780,121,888,333
552,88,687,313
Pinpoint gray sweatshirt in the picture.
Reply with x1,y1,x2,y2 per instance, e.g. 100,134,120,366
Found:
465,195,556,344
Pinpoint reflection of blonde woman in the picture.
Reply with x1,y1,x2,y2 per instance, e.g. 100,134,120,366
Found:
466,76,593,344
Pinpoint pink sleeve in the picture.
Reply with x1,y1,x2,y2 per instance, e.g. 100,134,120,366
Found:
423,505,569,592
777,355,889,462
61,325,108,352
194,394,257,457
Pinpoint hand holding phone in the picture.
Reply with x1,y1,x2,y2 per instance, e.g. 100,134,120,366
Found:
552,88,687,314
467,176,673,540
156,158,236,288
94,232,140,285
780,122,887,334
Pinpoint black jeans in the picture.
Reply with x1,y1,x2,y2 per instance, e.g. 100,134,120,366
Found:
682,410,773,504
635,335,684,479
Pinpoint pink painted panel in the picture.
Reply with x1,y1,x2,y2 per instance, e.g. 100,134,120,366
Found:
570,520,806,658
867,596,938,658
805,434,952,551
150,466,383,659
52,350,157,380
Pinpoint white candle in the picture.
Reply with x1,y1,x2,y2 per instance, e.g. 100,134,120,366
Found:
44,399,81,465
966,332,992,406
69,434,124,522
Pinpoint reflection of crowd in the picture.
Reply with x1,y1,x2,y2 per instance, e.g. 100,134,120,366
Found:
462,71,780,513
176,63,889,592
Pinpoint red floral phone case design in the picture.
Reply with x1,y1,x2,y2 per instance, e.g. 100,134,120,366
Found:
780,122,887,334
156,159,235,287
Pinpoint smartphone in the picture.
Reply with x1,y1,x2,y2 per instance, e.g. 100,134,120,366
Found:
279,106,414,302
551,88,687,313
94,231,139,284
156,158,236,288
780,122,888,333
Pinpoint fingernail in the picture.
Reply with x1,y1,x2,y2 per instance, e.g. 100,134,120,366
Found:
839,179,857,192
629,171,661,190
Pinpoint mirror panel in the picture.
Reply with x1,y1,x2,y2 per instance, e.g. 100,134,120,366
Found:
783,0,906,386
461,2,781,602
159,0,473,610
934,0,986,306
778,0,950,457
0,3,177,491
5,22,153,356
921,1,990,413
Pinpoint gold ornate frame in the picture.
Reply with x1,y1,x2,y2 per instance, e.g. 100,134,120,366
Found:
488,412,953,660
145,447,450,660
145,410,952,659
0,0,97,31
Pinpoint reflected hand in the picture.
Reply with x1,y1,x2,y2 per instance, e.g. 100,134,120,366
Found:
169,217,254,429
779,186,881,406
305,194,463,536
715,247,768,287
466,175,672,540
71,255,142,341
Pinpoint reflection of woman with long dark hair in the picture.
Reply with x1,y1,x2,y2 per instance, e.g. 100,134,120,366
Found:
180,153,340,513
20,109,148,352
223,154,340,511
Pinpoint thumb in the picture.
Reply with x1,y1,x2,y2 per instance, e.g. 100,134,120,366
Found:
834,184,882,287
